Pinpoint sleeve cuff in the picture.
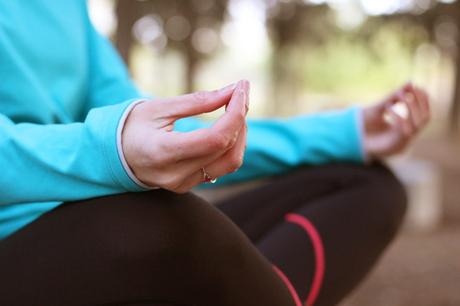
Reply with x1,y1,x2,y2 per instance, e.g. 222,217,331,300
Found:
354,107,370,163
90,99,153,192
115,99,159,190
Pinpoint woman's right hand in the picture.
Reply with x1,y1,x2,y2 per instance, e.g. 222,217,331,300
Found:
122,80,250,193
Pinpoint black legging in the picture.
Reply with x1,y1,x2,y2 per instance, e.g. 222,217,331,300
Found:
0,163,406,306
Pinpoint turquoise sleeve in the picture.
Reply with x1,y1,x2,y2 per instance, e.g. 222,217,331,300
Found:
0,100,146,206
83,4,145,111
175,107,365,186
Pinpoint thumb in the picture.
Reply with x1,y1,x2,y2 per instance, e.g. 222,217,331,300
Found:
160,82,238,119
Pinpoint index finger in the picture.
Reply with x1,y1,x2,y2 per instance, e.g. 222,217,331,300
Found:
163,80,249,160
411,86,430,117
212,80,249,136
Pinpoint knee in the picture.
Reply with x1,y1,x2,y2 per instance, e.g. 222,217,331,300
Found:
80,191,200,264
287,162,407,223
170,194,258,276
360,162,408,242
87,191,253,275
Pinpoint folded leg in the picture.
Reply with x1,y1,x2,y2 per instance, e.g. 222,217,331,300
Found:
0,190,296,306
217,163,407,306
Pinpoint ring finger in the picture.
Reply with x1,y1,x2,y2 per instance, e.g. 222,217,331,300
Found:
177,122,247,192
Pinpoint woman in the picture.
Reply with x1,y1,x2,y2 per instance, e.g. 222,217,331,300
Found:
0,1,430,306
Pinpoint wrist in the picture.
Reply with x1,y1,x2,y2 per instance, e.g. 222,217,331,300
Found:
363,135,378,161
356,107,372,163
118,99,153,189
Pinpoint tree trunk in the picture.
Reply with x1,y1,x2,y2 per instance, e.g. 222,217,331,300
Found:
448,3,460,134
450,53,460,133
115,0,139,65
183,48,198,93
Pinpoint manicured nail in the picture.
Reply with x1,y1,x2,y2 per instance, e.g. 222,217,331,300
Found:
239,88,246,99
243,79,250,88
221,82,237,92
242,80,250,108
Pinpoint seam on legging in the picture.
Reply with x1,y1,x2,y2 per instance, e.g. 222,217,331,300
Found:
285,213,325,306
273,265,302,306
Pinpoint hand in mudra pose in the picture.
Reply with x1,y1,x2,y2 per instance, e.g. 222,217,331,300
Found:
363,83,430,159
122,80,249,193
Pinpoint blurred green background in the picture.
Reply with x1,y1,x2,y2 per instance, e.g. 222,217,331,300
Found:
89,1,460,305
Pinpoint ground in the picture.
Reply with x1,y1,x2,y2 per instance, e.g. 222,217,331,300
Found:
342,225,460,306
342,137,460,306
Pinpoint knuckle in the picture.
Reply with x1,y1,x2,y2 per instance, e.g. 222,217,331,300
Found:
193,91,210,103
232,156,244,170
235,112,246,123
227,156,243,173
210,132,231,150
228,133,238,148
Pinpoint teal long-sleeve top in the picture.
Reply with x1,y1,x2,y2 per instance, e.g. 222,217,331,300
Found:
0,0,364,240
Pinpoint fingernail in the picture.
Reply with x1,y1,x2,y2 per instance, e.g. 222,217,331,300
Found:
221,82,237,92
243,79,250,88
239,88,246,99
239,80,249,91
240,80,250,105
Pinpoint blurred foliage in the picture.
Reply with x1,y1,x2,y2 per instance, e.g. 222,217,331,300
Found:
117,0,228,92
112,0,460,129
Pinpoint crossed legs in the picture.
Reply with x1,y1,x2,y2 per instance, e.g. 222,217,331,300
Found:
0,163,406,306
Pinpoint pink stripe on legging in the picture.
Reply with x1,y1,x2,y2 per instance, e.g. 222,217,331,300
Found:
285,213,325,306
273,265,302,306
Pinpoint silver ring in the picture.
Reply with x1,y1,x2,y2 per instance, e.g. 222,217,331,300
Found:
201,168,217,184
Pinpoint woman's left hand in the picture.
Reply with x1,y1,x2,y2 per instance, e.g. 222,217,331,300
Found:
362,83,431,159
